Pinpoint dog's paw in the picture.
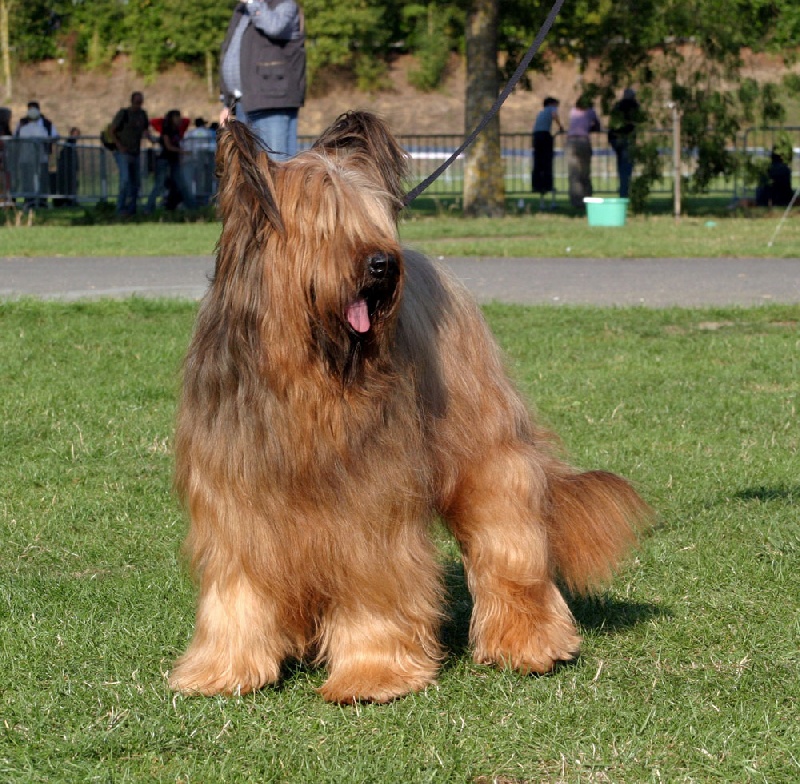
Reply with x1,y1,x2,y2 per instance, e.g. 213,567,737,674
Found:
470,585,581,675
319,660,438,704
168,654,280,697
472,615,581,674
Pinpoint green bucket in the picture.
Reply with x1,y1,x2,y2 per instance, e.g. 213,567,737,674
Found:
584,197,629,227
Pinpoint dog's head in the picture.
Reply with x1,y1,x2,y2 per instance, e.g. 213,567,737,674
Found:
211,112,409,385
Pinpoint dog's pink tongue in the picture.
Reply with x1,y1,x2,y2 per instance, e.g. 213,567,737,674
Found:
346,299,370,333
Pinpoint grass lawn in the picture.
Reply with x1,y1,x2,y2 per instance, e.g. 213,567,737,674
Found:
1,210,799,259
1,299,798,782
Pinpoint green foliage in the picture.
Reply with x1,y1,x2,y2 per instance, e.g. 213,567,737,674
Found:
628,137,663,214
737,152,770,191
771,130,794,165
403,4,462,92
738,129,795,197
161,0,232,79
7,0,60,61
2,0,798,179
3,0,798,111
680,79,794,195
560,0,800,204
303,0,398,89
352,53,390,93
784,73,800,95
123,0,170,76
66,0,123,66
85,26,116,72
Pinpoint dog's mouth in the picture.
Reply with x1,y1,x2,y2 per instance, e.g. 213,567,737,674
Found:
345,252,400,335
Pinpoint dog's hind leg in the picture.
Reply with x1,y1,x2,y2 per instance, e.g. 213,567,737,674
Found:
443,446,581,674
316,527,444,704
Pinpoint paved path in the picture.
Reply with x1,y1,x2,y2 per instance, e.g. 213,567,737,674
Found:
2,255,800,307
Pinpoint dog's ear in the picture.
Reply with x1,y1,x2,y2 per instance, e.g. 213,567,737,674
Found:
313,111,409,204
215,121,284,234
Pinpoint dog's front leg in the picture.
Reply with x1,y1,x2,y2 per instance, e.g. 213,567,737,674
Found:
169,567,293,696
169,493,303,696
315,525,444,704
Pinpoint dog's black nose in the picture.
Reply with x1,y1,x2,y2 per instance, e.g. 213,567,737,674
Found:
368,252,395,279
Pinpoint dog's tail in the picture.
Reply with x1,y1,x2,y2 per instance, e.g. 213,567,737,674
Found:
545,469,652,594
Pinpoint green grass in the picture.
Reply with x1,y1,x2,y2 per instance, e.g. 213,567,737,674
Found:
0,222,222,258
402,212,800,258
2,211,799,258
1,299,798,782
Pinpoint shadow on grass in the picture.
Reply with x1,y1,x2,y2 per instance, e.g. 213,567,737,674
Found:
734,484,798,503
440,558,667,662
441,560,474,659
568,593,667,634
264,558,666,692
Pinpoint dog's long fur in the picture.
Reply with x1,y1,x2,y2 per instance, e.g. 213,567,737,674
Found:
169,112,651,703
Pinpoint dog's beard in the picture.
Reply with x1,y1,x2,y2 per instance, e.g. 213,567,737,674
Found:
314,251,401,385
345,254,398,334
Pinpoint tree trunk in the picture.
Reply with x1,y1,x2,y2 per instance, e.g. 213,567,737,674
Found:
463,0,504,217
205,49,214,99
1,0,14,101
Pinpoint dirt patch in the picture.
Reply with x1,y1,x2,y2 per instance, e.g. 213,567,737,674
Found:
5,54,585,139
5,49,795,140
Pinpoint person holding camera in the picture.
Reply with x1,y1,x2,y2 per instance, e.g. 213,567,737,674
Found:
219,0,306,160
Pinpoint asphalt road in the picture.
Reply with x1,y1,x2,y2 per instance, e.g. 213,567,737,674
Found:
1,255,800,307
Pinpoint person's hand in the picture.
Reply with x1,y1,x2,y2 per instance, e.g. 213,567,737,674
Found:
219,106,231,126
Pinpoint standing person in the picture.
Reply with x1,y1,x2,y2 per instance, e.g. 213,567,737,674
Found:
183,118,216,206
15,101,58,209
755,149,793,207
608,88,642,198
531,96,563,210
566,93,601,209
0,107,10,137
110,91,155,216
0,107,12,207
219,0,306,160
147,109,194,213
56,127,81,206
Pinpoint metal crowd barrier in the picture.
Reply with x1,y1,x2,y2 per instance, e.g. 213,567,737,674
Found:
0,136,218,209
1,127,797,209
395,127,800,201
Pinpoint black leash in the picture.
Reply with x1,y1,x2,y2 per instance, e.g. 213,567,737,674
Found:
402,0,566,207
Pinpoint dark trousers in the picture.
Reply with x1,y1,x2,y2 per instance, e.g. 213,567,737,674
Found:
115,151,141,215
531,131,555,194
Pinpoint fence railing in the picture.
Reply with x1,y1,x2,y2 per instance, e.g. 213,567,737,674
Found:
1,127,798,209
0,138,217,209
399,127,800,201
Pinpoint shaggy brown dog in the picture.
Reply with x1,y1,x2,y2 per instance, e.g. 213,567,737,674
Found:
169,112,651,704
